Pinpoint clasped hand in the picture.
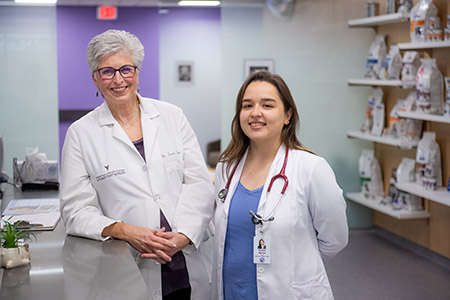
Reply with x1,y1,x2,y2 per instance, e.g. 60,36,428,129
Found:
102,222,191,264
128,226,191,264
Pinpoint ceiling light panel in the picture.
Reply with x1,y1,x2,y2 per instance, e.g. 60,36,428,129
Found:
15,0,57,4
178,1,221,6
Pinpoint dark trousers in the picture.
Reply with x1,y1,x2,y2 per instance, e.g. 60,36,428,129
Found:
163,287,191,300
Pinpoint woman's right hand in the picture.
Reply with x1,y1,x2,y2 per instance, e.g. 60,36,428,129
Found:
102,222,176,264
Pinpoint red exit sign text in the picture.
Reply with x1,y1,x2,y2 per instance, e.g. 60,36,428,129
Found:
97,6,117,20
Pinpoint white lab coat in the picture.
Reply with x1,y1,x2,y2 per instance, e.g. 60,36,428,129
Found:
212,145,348,300
61,95,214,300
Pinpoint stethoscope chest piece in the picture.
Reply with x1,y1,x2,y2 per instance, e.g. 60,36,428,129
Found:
218,188,228,202
250,210,274,225
251,213,263,225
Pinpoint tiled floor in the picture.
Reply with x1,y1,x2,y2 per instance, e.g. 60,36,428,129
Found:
325,228,450,300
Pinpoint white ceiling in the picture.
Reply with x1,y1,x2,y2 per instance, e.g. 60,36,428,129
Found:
0,0,266,7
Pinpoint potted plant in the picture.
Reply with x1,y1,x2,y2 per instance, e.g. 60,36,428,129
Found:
1,220,33,269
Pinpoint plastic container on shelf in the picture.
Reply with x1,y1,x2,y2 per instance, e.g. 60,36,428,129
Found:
367,0,380,17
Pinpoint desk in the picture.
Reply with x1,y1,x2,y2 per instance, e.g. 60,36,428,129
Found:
0,187,150,300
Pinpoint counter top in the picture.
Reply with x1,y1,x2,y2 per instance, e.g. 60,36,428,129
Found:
0,187,150,300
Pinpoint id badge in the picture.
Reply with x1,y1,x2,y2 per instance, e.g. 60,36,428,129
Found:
253,236,271,264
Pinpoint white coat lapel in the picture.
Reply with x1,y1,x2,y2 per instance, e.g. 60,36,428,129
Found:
221,149,248,217
257,144,286,214
98,103,138,151
139,100,166,197
140,107,158,166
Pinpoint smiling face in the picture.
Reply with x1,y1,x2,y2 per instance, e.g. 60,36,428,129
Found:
93,52,139,107
239,81,292,148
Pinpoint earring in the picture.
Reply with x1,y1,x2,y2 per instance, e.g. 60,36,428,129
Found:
96,90,99,97
137,87,140,94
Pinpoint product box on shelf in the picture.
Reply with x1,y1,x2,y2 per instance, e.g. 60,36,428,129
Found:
445,77,450,117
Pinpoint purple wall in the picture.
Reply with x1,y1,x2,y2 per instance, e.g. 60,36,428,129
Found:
57,6,160,153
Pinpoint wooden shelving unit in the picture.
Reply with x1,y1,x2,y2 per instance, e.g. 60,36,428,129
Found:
396,182,450,208
346,192,430,219
397,111,450,124
346,0,450,259
398,40,450,50
347,78,402,87
348,13,408,27
347,130,419,149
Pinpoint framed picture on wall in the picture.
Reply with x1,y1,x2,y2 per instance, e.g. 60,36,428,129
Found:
175,61,194,86
244,59,274,79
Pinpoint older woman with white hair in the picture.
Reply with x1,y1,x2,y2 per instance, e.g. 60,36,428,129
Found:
60,29,214,300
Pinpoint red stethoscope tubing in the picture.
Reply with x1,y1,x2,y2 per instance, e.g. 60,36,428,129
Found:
267,147,289,194
221,147,289,200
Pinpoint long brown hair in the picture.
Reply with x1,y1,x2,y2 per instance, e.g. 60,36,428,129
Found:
220,70,312,175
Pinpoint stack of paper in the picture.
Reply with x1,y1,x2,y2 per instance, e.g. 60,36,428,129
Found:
1,198,60,231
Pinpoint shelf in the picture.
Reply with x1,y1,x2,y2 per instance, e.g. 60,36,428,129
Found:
398,40,450,50
347,130,419,149
397,111,450,124
348,13,408,27
346,192,430,219
396,182,450,208
348,78,401,87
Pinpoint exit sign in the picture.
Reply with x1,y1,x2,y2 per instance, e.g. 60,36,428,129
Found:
97,6,118,20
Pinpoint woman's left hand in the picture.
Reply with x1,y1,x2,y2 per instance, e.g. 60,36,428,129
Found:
141,230,191,259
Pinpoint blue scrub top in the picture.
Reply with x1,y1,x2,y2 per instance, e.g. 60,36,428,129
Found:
223,181,263,300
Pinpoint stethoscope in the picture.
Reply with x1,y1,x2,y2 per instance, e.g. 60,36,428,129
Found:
218,147,289,225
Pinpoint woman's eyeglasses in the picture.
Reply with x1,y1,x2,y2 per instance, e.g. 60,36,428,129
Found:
96,65,138,80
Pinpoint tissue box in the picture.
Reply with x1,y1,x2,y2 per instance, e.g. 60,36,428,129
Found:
13,160,59,183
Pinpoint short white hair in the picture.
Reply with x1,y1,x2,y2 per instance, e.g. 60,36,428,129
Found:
86,29,145,75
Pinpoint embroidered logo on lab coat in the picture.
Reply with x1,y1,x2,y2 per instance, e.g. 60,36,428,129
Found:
96,168,126,182
161,150,182,159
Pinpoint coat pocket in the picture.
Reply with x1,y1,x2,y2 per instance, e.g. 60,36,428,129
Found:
163,154,183,196
291,272,333,300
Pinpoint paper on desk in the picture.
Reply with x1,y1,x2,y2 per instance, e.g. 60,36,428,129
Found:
3,212,60,230
2,198,60,215
2,198,61,230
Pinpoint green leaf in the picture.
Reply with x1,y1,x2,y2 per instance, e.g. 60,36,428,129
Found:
0,220,35,248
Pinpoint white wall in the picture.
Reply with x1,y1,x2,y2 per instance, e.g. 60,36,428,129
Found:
220,0,376,228
0,6,59,178
159,9,222,160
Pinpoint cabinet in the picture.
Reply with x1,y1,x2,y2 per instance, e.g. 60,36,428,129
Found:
346,0,450,258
